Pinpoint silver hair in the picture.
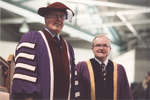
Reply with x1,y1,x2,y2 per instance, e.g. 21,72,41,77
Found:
92,33,111,48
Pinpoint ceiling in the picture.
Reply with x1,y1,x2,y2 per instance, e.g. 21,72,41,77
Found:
1,0,150,56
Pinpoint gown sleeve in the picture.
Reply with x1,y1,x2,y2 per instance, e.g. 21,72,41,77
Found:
11,31,41,100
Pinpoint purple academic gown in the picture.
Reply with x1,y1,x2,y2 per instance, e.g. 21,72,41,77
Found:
75,59,133,100
10,30,75,100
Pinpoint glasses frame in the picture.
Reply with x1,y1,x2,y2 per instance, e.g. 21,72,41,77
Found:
45,13,67,20
94,44,110,48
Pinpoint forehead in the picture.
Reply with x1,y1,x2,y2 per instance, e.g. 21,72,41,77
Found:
93,36,110,44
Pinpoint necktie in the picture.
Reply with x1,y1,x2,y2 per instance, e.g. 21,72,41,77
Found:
101,63,107,80
54,36,62,51
54,35,59,42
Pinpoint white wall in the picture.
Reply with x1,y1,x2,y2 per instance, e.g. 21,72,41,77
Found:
113,49,135,84
0,41,17,60
74,48,93,64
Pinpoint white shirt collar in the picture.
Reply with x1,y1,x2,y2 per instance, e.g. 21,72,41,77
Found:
94,57,108,70
45,28,60,39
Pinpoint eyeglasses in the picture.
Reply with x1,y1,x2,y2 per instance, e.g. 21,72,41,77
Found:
45,14,66,20
94,44,110,48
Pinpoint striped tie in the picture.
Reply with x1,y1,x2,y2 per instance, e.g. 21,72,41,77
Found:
101,63,107,80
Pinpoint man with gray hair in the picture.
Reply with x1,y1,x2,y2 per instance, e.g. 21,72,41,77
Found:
75,34,133,100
